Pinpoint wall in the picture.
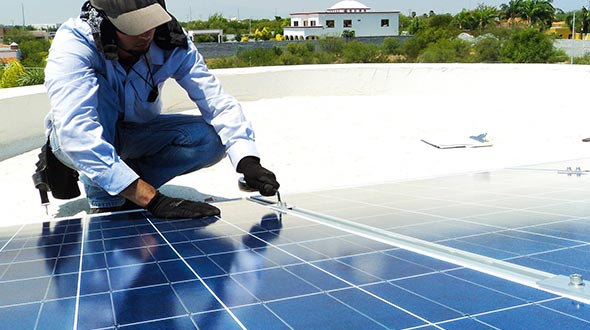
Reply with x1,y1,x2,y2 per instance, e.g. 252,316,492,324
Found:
0,85,49,160
554,39,590,57
194,36,411,58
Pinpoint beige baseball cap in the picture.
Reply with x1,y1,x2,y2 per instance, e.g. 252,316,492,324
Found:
90,0,172,36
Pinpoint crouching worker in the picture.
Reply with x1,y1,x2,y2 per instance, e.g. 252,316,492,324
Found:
42,0,279,218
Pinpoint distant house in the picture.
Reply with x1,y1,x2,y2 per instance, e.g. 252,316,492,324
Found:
187,29,224,43
283,0,399,40
547,21,590,40
0,42,20,64
548,21,572,39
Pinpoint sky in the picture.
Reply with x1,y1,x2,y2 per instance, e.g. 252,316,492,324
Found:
0,0,580,26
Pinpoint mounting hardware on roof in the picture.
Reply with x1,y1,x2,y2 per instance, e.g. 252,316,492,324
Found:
569,274,585,287
558,166,588,176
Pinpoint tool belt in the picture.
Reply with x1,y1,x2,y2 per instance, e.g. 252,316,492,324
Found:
32,139,81,204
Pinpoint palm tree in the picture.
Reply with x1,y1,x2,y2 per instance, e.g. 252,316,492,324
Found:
500,0,555,29
580,7,590,34
518,0,536,25
500,0,524,22
566,7,590,37
455,10,478,30
529,0,555,29
473,4,499,29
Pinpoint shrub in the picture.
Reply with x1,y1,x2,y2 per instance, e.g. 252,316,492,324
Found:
286,42,313,58
236,47,280,66
474,36,502,63
381,37,402,55
18,67,45,86
205,57,246,69
319,37,345,54
574,54,590,64
342,30,355,39
0,61,25,88
500,28,564,63
342,41,382,63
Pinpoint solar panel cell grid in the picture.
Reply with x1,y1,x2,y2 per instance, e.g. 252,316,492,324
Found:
2,162,590,329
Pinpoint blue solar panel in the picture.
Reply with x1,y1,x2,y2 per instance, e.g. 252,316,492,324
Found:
2,164,590,329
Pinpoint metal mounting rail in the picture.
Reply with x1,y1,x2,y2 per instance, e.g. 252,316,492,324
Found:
248,196,590,304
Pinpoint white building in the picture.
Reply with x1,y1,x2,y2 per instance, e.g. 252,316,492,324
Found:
283,0,399,40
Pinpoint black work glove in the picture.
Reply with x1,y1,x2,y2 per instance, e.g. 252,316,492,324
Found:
146,191,220,219
237,156,280,196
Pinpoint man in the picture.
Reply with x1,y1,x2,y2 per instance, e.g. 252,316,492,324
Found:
43,0,279,219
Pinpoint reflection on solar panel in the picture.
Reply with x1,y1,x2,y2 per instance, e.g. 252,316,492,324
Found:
2,162,590,329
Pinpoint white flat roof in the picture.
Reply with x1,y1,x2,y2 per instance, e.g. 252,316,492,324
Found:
2,64,589,226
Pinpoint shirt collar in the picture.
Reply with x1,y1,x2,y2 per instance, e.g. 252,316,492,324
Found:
148,42,165,66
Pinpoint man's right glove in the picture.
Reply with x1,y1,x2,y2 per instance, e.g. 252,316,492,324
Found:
146,191,220,219
237,156,280,196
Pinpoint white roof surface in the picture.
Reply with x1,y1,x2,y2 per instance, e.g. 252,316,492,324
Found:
3,63,590,227
328,0,370,10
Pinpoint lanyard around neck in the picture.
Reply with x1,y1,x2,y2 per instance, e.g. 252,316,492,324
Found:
127,54,159,103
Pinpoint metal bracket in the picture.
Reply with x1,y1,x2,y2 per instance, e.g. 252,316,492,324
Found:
537,275,590,304
557,167,588,177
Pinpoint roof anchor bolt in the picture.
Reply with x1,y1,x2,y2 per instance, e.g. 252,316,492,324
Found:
276,191,287,209
569,274,585,287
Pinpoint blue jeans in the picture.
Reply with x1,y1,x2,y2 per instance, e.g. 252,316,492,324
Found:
50,76,225,209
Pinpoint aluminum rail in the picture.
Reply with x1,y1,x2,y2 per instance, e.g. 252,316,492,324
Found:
248,196,590,304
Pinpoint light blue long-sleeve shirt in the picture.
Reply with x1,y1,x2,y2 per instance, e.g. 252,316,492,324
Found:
44,18,259,195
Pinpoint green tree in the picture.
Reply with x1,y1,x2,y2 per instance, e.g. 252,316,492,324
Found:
455,10,479,30
566,7,590,35
3,26,36,43
500,28,563,62
408,15,425,34
528,0,555,29
253,27,273,41
500,0,555,29
472,4,499,30
500,0,524,21
581,7,590,34
400,24,459,61
474,36,503,62
252,17,289,36
398,14,413,32
18,39,50,67
428,14,455,29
